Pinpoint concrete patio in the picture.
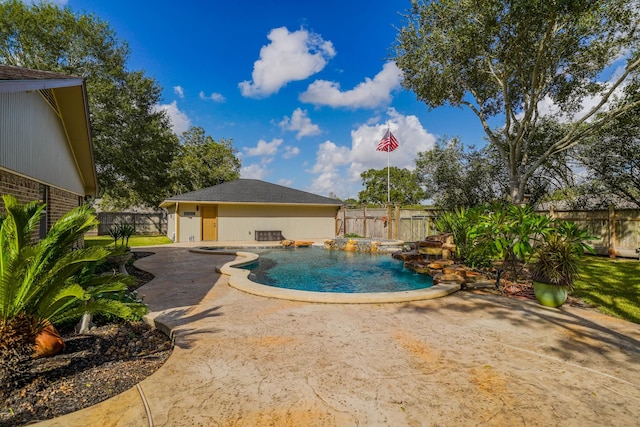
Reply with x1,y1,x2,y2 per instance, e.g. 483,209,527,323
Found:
37,245,640,426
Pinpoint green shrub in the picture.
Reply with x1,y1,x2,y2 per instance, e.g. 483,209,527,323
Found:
473,203,552,279
530,221,595,289
435,206,489,267
344,233,364,238
0,195,147,386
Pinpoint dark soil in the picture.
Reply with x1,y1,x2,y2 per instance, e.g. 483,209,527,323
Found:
0,252,172,427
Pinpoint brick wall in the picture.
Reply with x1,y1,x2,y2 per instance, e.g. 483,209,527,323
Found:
1,169,82,237
47,186,82,230
0,169,40,211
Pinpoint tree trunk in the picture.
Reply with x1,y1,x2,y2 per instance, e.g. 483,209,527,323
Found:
509,177,523,205
76,312,93,334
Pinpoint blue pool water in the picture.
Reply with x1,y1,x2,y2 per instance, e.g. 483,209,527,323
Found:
239,247,433,293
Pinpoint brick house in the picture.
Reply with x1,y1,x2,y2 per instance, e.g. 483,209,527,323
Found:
0,65,97,237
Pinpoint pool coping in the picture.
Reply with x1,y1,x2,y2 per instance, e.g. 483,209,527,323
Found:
189,247,461,304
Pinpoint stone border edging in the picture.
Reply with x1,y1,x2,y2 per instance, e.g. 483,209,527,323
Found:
189,248,460,304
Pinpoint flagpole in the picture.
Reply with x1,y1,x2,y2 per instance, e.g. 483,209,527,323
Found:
377,125,397,204
387,142,390,204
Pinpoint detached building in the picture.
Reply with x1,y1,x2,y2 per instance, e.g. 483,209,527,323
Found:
160,179,343,242
0,65,97,236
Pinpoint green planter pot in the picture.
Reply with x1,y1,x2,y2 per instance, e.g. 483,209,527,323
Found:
533,281,568,308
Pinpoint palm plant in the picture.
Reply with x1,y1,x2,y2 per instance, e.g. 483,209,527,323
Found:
530,221,595,289
0,195,147,386
108,222,137,251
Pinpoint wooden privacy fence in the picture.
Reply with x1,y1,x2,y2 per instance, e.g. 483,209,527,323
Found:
542,206,640,258
336,206,443,242
336,205,640,258
94,212,167,236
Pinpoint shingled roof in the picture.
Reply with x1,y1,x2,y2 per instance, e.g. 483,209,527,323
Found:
0,64,84,93
161,179,342,206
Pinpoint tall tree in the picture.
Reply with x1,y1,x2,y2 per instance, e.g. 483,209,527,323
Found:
578,84,640,207
358,167,425,206
94,71,179,208
415,137,507,209
0,0,178,208
170,127,241,195
394,0,640,204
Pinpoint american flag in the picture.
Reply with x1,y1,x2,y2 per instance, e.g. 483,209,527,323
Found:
376,129,399,152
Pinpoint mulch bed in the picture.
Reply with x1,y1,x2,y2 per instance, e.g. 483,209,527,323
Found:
0,251,173,427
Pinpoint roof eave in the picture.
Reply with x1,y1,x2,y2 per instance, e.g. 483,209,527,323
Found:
0,78,84,94
54,83,98,196
160,200,342,207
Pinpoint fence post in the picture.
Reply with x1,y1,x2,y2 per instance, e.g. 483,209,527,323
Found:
394,205,400,240
363,205,367,238
609,204,617,258
386,204,392,240
343,208,347,236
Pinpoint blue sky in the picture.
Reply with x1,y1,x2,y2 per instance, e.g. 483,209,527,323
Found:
64,0,488,199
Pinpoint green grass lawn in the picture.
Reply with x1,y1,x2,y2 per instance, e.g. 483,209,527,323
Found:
84,235,173,248
573,255,640,324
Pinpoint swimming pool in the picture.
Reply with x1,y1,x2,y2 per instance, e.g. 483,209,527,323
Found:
192,246,461,303
238,247,433,293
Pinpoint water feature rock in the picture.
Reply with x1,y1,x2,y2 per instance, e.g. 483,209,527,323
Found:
443,265,468,277
416,240,443,248
427,260,454,269
392,250,422,261
464,271,486,282
433,273,466,286
404,260,432,274
419,247,445,256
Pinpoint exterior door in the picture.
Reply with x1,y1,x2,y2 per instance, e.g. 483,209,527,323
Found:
201,205,218,241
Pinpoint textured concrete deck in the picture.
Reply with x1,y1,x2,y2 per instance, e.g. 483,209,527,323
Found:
36,245,640,426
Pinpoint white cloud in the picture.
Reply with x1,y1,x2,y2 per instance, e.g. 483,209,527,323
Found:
153,101,191,135
243,138,283,157
199,91,226,102
282,146,300,159
238,27,336,98
310,141,353,174
308,109,436,199
299,62,402,109
306,141,352,197
173,86,184,98
279,108,321,139
241,163,269,179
